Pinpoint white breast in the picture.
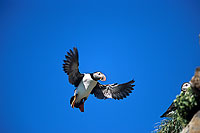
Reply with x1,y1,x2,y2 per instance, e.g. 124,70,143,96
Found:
75,74,97,103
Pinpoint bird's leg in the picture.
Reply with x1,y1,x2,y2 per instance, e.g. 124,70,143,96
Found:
83,97,87,105
71,89,77,108
79,98,87,112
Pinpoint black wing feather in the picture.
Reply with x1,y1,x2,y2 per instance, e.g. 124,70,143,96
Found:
63,47,84,87
91,80,135,100
160,102,176,118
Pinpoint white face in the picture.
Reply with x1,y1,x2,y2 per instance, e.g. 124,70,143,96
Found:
181,82,191,91
93,72,106,81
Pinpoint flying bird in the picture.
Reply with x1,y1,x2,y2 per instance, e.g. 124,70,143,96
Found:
160,82,191,118
63,47,135,112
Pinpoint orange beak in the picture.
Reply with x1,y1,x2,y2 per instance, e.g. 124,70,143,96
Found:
100,74,106,81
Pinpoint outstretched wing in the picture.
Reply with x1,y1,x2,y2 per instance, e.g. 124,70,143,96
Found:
91,80,135,100
63,47,84,87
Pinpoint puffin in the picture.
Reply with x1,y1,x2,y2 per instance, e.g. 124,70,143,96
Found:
63,47,135,112
160,82,191,118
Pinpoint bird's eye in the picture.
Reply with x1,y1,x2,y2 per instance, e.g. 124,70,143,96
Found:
98,72,101,75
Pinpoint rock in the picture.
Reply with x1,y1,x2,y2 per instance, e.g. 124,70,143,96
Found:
181,110,200,133
190,67,200,90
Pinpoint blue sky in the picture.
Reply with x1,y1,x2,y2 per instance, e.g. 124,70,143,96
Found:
1,0,200,133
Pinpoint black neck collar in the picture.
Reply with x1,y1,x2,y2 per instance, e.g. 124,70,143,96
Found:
90,73,97,81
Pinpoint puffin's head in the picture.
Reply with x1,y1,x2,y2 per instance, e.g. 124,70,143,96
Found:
92,72,106,81
181,82,191,92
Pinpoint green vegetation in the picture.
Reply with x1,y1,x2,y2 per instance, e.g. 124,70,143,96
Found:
154,87,199,133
